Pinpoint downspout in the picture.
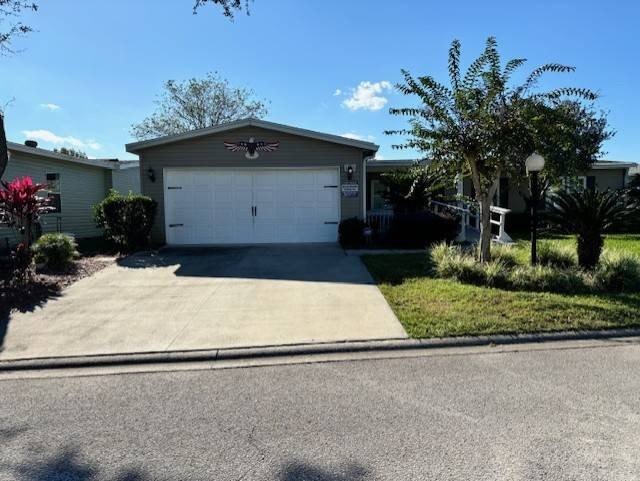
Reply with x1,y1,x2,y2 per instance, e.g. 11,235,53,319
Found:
363,153,374,221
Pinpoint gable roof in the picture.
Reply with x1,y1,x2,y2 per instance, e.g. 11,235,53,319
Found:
7,141,138,170
125,118,380,154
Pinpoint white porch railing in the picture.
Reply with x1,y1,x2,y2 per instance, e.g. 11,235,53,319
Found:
367,201,513,244
366,209,394,233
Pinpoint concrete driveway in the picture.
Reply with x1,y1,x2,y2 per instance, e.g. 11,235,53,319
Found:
0,245,406,360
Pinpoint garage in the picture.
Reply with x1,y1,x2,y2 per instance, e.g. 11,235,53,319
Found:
126,118,378,245
164,168,340,245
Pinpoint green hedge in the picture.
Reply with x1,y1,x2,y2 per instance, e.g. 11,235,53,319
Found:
94,190,157,250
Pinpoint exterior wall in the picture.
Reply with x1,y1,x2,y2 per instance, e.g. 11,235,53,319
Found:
462,168,629,214
139,126,367,244
1,151,110,244
111,167,141,194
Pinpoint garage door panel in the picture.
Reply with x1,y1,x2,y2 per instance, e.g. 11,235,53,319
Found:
165,168,339,245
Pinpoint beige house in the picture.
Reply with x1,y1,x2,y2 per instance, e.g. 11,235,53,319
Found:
1,141,140,244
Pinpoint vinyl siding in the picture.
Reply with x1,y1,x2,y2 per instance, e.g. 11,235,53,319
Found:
139,126,368,243
111,167,141,194
1,151,110,244
462,168,629,214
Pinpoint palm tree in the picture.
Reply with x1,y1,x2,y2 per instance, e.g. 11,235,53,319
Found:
387,37,605,262
546,189,634,269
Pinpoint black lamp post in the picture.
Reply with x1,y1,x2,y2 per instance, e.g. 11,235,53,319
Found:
525,153,545,265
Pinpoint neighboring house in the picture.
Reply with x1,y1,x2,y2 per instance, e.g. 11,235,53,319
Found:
1,141,140,244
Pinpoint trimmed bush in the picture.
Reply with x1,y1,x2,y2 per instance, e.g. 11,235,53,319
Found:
593,250,640,292
339,217,366,248
388,211,459,248
32,233,79,271
537,241,577,268
94,190,157,250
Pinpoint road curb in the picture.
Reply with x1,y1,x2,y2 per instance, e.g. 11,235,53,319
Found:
1,328,640,372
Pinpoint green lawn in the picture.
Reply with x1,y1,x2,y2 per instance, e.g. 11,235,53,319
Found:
362,234,640,339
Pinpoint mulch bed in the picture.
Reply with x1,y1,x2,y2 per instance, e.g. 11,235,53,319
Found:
1,256,117,316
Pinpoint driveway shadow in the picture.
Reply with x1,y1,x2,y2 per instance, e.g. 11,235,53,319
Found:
118,245,374,285
0,280,61,352
279,461,371,481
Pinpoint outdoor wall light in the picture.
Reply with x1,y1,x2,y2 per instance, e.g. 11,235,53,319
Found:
147,168,156,183
346,165,354,181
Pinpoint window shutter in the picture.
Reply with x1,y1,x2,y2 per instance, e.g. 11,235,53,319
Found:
586,176,596,191
499,177,509,208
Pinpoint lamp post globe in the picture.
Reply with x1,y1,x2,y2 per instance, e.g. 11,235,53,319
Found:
526,153,545,265
526,153,546,174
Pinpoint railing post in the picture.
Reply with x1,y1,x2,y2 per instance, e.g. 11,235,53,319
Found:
455,211,467,243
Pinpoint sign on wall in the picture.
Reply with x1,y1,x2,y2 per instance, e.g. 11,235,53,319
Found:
341,182,359,198
223,137,280,159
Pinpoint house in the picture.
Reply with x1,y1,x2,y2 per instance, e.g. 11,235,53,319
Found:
126,117,637,245
126,118,377,245
1,140,140,244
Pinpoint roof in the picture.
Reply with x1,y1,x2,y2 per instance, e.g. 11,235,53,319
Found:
7,142,139,170
590,160,637,170
125,118,380,154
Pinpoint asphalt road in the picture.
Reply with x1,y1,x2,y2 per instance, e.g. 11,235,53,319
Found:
1,341,639,480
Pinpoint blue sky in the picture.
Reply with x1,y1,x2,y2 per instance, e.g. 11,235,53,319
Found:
0,0,638,161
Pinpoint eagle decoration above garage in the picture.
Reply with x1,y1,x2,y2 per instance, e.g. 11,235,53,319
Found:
223,137,280,159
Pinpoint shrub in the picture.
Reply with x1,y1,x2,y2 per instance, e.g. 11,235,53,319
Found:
537,241,577,268
32,233,79,271
388,211,459,248
491,244,519,268
508,265,586,293
546,189,634,269
593,250,640,292
94,190,157,250
338,217,366,248
430,242,507,287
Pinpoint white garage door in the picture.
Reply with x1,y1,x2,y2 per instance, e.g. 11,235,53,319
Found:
164,169,340,245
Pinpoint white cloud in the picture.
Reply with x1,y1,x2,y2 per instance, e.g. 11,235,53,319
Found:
340,132,376,142
374,153,385,160
22,129,102,151
40,103,61,111
342,80,393,111
333,88,342,96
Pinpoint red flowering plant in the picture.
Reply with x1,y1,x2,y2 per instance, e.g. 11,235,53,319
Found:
0,176,53,280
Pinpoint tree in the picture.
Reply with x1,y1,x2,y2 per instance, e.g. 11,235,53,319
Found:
0,1,39,179
386,37,606,262
53,147,88,159
546,189,634,269
131,72,268,140
193,0,251,17
381,166,447,214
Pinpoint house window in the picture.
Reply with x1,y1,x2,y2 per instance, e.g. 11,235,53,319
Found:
498,177,509,208
370,179,389,210
561,176,587,192
46,173,61,213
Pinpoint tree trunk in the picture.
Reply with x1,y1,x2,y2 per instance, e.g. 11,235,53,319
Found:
478,196,492,262
0,113,8,179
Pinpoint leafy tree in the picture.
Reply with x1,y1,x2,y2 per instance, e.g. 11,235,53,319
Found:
131,72,268,140
193,0,251,17
53,147,88,159
0,0,38,55
386,37,607,262
0,1,39,179
381,166,447,214
546,189,634,269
